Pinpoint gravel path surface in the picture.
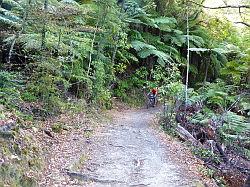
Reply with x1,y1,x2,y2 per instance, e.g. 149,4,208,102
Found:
70,107,215,187
39,107,217,187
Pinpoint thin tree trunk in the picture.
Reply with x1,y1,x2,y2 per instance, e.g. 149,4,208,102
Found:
56,28,62,50
111,44,118,64
41,0,48,49
215,142,228,163
87,25,98,76
185,1,190,108
87,4,104,77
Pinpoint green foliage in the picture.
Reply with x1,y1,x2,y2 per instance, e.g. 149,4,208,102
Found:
25,59,70,113
0,71,22,108
192,147,222,165
206,17,240,44
152,64,181,105
0,129,42,186
153,17,177,31
220,112,249,142
51,123,63,133
0,0,249,185
0,0,22,28
190,80,235,110
114,67,148,106
92,60,112,108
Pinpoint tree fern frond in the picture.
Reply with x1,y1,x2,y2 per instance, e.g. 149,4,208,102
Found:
186,35,205,48
158,44,181,62
129,30,145,41
189,64,198,75
125,17,144,24
138,49,173,66
163,33,185,47
153,17,177,30
61,0,79,5
131,40,156,51
221,111,250,137
117,49,138,64
131,40,173,66
0,14,20,27
189,48,209,52
153,17,177,25
18,33,42,50
0,7,21,21
2,0,22,10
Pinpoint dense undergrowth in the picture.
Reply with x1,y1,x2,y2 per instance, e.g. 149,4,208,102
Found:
0,0,249,186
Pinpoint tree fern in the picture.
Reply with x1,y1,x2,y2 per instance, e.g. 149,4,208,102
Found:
0,0,24,28
153,16,177,31
129,30,145,42
116,49,139,64
163,30,185,47
138,49,173,66
220,112,250,142
1,0,22,10
153,17,177,25
0,7,21,27
140,32,181,62
170,33,186,47
0,14,20,27
131,40,173,66
131,40,156,51
187,34,205,48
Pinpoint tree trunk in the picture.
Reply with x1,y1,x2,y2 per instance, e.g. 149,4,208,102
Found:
185,3,190,109
41,0,48,49
203,59,209,85
155,0,168,15
176,125,200,145
154,0,174,15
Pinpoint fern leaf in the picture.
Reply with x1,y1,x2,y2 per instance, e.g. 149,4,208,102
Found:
222,112,250,137
0,14,20,27
153,17,177,30
131,40,156,51
187,35,205,48
2,0,22,10
138,49,173,66
153,17,177,25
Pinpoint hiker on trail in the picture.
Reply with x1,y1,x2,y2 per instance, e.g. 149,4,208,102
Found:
151,87,157,97
151,87,158,106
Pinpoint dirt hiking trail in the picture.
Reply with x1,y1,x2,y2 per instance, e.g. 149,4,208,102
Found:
65,107,215,187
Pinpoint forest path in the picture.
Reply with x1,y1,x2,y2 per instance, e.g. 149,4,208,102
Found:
69,107,214,187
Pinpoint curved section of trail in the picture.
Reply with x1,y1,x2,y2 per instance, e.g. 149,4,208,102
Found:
72,108,214,187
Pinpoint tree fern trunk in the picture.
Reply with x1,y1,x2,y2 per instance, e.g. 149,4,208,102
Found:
203,60,209,85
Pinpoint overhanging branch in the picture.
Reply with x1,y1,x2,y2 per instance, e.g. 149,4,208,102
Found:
188,1,250,9
234,21,250,27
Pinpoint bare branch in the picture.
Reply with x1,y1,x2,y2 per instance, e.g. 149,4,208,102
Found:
234,21,250,27
188,1,250,9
